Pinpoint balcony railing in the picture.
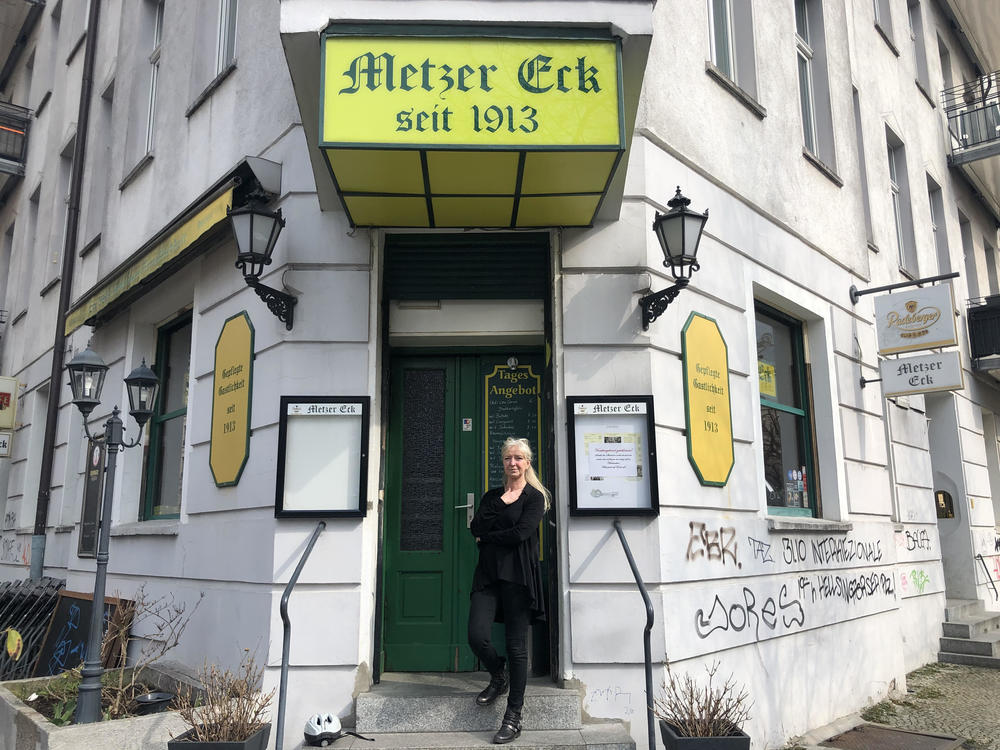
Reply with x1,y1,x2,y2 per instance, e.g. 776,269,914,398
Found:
967,295,1000,369
942,72,1000,164
0,101,30,174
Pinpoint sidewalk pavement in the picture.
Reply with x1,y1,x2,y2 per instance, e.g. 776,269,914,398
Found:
787,662,1000,750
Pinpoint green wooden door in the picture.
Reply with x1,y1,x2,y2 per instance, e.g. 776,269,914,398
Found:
383,353,546,672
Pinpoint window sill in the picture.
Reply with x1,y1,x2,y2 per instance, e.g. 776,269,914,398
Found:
704,62,767,120
867,241,879,253
874,23,900,57
79,233,100,258
119,151,154,191
186,60,237,119
802,149,843,187
767,517,853,533
11,309,26,325
34,90,51,118
39,277,60,297
915,78,936,108
65,31,86,66
110,520,179,537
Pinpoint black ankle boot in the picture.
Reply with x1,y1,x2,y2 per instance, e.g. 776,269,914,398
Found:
492,708,522,744
476,667,509,706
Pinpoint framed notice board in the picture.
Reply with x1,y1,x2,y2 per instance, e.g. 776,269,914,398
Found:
78,439,105,558
566,395,658,516
275,396,370,518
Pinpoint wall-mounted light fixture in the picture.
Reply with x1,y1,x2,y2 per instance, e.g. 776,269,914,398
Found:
65,348,159,724
639,187,709,330
228,200,296,329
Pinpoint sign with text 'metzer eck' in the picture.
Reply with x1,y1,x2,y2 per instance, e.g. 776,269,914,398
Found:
210,312,254,487
682,313,734,487
879,351,964,398
874,283,957,355
322,35,621,147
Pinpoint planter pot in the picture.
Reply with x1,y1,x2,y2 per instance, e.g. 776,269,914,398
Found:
658,720,751,750
167,723,270,750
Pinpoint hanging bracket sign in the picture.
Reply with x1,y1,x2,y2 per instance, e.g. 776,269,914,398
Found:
874,283,957,355
879,351,964,397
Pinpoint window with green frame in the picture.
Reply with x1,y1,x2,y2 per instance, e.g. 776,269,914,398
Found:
755,303,817,517
143,313,192,519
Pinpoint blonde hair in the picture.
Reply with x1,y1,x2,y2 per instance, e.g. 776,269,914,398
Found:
501,437,551,511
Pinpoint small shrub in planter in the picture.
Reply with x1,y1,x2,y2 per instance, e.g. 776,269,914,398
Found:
169,650,274,749
653,661,751,750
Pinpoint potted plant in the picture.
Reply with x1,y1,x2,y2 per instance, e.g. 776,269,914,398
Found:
652,661,752,749
168,649,274,749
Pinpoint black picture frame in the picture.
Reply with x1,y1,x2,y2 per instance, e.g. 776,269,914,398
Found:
566,395,659,516
275,396,370,518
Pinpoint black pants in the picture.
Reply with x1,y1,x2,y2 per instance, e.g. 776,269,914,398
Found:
468,581,531,711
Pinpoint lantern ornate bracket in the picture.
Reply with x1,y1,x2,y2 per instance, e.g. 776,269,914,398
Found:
640,278,690,330
639,187,708,331
228,201,296,330
246,277,296,330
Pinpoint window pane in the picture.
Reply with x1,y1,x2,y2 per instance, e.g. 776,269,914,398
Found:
797,54,815,152
756,312,801,408
162,320,192,413
154,414,185,517
712,0,732,77
795,0,809,41
760,406,810,509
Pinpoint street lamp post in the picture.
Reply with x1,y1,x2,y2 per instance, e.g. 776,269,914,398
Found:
66,349,158,724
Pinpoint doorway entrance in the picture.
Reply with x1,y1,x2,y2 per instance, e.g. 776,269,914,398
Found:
381,352,547,672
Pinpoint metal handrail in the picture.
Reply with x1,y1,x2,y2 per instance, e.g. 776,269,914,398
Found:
975,554,999,601
275,521,326,750
613,519,656,750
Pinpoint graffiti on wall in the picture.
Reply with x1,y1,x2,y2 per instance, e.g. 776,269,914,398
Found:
0,534,29,565
685,522,740,567
585,684,635,719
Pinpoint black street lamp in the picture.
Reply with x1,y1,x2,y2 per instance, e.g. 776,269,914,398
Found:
66,348,158,724
228,200,296,329
639,187,709,330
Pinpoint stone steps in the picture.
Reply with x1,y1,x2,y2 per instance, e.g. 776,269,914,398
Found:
332,725,635,750
356,673,582,733
938,599,1000,669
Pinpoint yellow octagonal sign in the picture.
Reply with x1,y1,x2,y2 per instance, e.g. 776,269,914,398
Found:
682,313,734,486
211,312,254,487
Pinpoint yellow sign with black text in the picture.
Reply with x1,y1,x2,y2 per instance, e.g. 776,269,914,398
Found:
682,313,734,486
322,35,621,147
319,30,624,228
210,312,254,487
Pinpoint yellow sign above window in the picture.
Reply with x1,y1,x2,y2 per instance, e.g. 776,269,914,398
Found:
320,28,624,228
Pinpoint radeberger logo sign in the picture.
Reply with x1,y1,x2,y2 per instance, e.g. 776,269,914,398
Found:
321,35,622,147
874,283,957,355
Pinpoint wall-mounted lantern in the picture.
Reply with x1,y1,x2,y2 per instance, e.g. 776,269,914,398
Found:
639,187,709,330
228,201,297,329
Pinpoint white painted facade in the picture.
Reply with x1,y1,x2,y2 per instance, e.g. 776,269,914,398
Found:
0,1,997,749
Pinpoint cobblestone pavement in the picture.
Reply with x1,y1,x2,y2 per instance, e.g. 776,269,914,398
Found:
797,662,1000,750
874,662,1000,749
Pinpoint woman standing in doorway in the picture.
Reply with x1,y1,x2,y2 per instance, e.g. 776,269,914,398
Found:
468,437,550,744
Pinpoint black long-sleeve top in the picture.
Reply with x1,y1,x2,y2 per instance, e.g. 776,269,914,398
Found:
470,484,546,623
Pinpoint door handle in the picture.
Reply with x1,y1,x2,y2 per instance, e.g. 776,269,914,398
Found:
457,493,475,527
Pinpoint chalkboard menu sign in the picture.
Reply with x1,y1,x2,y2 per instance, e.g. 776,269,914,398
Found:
78,439,105,558
34,591,126,677
483,359,543,490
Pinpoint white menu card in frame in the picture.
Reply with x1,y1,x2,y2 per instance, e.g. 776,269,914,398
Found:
275,396,370,518
567,396,658,516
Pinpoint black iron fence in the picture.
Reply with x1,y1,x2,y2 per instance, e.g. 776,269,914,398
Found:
0,576,65,681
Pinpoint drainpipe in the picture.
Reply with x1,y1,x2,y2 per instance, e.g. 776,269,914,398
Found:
30,0,102,579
